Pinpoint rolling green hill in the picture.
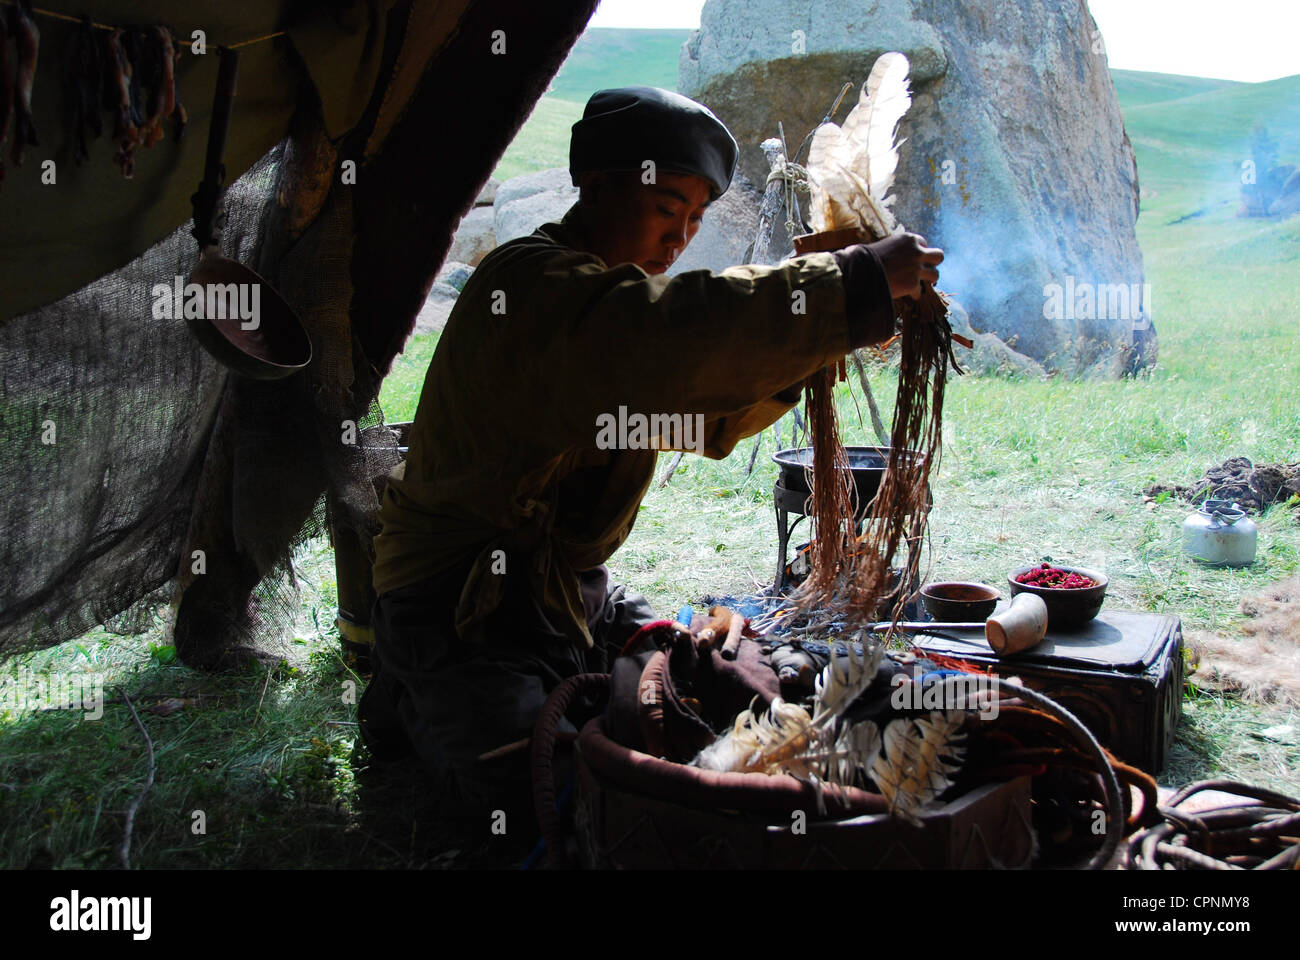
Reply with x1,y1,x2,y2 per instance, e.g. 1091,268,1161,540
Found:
493,28,692,180
1113,71,1300,268
492,98,586,181
1110,69,1240,108
545,27,691,102
1121,72,1300,200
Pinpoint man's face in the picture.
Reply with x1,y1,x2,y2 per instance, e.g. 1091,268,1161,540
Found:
579,170,713,275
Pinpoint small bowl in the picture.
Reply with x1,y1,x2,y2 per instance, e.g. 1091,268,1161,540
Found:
1008,564,1108,630
921,581,1000,622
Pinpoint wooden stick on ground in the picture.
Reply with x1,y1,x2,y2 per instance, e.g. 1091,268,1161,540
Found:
118,688,156,871
253,665,272,726
850,348,889,446
477,731,578,762
791,406,806,447
658,450,685,488
746,431,763,475
720,613,746,660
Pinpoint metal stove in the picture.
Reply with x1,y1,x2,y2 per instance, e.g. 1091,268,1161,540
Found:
771,446,932,608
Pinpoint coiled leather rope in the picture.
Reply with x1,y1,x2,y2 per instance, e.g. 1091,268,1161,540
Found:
530,673,610,870
1124,779,1300,870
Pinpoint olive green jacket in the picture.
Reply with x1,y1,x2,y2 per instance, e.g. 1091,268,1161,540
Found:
372,202,878,650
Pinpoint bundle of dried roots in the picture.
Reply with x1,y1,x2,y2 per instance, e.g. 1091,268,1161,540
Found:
791,51,962,627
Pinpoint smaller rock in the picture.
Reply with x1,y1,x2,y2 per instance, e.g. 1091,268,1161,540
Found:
413,283,459,334
436,261,475,292
448,206,496,266
475,177,500,207
494,168,577,208
494,173,579,245
947,300,1046,379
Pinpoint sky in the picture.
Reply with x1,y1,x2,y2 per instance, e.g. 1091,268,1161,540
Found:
588,0,1299,83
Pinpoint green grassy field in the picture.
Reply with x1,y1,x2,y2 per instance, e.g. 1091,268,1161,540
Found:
2,38,1297,869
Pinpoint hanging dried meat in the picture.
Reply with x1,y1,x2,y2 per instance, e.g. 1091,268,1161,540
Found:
0,11,12,185
142,27,178,147
64,15,104,165
103,25,186,177
9,0,39,167
134,26,167,147
169,31,188,143
793,52,962,627
105,27,138,176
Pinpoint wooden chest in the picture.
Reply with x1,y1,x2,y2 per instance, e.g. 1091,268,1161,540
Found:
912,610,1185,774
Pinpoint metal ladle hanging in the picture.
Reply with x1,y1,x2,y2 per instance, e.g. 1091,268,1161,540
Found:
184,47,311,379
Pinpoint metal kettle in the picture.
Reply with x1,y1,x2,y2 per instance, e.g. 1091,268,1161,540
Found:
1182,499,1258,567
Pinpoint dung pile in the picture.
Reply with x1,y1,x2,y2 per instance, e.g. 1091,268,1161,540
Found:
1145,457,1300,514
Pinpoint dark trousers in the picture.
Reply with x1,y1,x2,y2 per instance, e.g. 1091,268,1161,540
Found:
358,562,655,825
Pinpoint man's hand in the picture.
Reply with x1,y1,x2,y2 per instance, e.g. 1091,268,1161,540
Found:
868,232,944,300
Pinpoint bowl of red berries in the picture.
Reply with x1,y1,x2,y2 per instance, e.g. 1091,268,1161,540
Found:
1007,562,1108,630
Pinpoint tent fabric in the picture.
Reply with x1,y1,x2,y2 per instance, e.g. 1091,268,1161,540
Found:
0,0,603,663
0,0,405,319
0,150,269,653
2,2,296,319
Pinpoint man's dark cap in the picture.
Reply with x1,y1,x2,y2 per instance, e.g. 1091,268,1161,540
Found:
569,86,739,202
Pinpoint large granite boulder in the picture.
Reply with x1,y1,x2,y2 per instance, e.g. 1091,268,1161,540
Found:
493,168,580,243
491,166,764,275
680,0,1153,377
668,171,764,275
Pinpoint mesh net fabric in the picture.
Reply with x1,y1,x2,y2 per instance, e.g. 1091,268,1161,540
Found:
0,145,401,662
0,157,250,656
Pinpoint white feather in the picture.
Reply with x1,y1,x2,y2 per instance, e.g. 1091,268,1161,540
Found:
857,52,913,203
871,708,967,825
813,639,885,724
806,52,913,240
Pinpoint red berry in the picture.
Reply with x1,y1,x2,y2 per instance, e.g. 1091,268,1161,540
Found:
1018,564,1095,589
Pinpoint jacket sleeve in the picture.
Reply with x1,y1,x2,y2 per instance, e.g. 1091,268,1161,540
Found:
501,247,893,453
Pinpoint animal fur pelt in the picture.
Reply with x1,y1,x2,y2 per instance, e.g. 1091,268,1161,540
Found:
1186,576,1300,706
